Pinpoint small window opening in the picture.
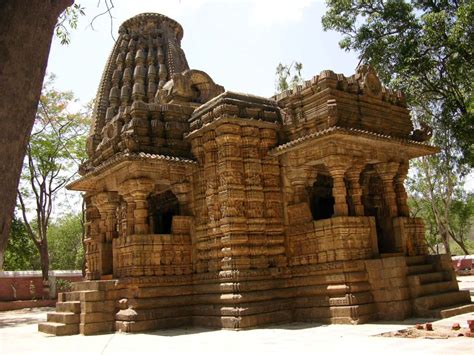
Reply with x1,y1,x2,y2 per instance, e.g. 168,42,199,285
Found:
148,190,180,234
309,174,334,220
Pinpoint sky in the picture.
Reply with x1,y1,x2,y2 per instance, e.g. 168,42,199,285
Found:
46,0,363,215
44,0,472,214
47,0,359,104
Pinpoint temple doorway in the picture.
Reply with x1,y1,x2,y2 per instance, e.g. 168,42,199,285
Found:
360,165,396,253
148,190,180,234
308,174,335,220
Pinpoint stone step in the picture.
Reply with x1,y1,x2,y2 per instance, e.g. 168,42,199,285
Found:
410,280,459,297
72,280,116,292
38,322,79,336
407,264,434,275
408,271,451,285
414,290,472,311
405,255,428,266
380,253,404,258
47,312,80,324
438,303,474,318
56,301,81,314
66,292,81,302
72,281,102,292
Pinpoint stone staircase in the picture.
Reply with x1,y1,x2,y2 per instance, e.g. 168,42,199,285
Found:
406,255,474,318
38,280,117,336
38,291,81,336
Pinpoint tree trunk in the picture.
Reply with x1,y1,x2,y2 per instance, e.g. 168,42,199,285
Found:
39,242,50,298
0,0,73,269
441,230,451,255
450,234,470,255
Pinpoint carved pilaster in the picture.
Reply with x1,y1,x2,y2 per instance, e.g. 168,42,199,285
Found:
94,192,119,242
215,123,247,270
374,162,400,217
119,178,154,235
171,181,192,215
324,156,352,217
395,161,410,217
345,164,365,216
287,167,308,204
83,193,102,280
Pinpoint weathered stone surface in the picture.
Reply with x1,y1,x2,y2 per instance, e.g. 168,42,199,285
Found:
38,12,473,337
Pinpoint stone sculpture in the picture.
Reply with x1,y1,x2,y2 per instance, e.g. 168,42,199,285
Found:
39,13,473,336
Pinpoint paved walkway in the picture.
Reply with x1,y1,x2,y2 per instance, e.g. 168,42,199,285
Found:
0,307,473,355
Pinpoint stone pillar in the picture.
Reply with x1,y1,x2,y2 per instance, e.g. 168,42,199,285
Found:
324,156,351,217
83,193,102,280
94,192,119,242
215,123,247,270
119,178,154,235
394,162,410,217
197,130,221,272
345,164,365,216
242,126,266,269
92,192,120,277
190,135,212,273
287,167,308,204
171,181,192,215
260,127,286,268
374,162,400,217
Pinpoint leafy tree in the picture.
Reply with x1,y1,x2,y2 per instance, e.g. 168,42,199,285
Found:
323,0,473,255
275,61,304,93
4,218,40,271
55,3,86,45
17,75,89,283
410,186,473,255
449,193,474,254
322,0,473,166
0,0,74,270
48,213,84,270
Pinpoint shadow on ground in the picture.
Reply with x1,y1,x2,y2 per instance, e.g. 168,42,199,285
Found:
0,307,54,329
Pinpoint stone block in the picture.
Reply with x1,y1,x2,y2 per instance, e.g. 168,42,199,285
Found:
80,312,116,324
80,291,106,302
80,321,115,335
82,300,115,313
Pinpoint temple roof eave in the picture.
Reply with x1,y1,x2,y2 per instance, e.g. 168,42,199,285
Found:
67,152,197,192
269,126,439,159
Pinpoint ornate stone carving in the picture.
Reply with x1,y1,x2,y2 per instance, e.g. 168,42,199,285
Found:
56,12,463,338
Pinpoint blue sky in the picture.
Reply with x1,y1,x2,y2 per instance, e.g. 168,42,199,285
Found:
47,0,359,104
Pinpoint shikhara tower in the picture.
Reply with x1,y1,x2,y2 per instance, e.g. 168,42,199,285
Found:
39,13,473,336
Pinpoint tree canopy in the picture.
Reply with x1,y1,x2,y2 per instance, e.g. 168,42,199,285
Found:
17,75,89,279
275,61,304,94
322,0,474,166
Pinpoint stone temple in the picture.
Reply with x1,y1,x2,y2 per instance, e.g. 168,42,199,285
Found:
39,13,473,336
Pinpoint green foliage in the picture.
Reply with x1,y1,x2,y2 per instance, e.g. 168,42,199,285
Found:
56,278,73,293
56,3,86,45
322,0,474,166
17,74,90,278
19,74,90,208
275,61,304,93
4,218,40,270
449,192,474,253
408,160,473,255
48,213,84,270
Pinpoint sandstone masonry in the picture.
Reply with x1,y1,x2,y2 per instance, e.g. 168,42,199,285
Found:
38,13,473,336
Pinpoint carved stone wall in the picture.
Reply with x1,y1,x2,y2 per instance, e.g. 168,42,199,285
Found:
275,66,412,142
188,92,286,272
54,12,463,337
